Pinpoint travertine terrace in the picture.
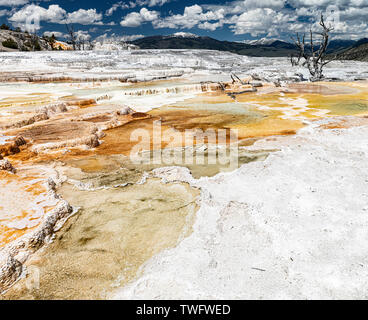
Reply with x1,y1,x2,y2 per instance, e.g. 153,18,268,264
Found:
0,50,368,299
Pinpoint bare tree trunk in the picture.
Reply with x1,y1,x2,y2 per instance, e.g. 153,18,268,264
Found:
291,14,334,81
30,33,39,51
87,40,94,51
65,23,77,50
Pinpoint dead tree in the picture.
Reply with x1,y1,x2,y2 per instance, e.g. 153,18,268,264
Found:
231,73,247,85
13,34,23,51
65,23,77,50
217,82,226,91
78,38,85,51
87,40,95,51
29,32,41,51
291,14,334,81
290,49,303,67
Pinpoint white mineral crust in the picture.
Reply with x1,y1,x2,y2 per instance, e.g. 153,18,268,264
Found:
113,120,368,300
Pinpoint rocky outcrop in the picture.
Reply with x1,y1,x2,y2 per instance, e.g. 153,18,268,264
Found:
14,136,27,147
0,159,16,173
0,29,52,52
0,136,27,159
337,42,368,62
0,200,73,293
0,102,92,131
0,256,22,292
0,166,74,294
0,143,20,157
31,131,103,153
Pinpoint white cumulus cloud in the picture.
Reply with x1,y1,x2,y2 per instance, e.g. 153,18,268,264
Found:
0,0,29,6
67,8,102,25
153,4,225,30
8,4,103,31
120,8,159,27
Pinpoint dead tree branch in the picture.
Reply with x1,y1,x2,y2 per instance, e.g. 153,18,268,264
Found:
65,23,77,50
291,14,335,81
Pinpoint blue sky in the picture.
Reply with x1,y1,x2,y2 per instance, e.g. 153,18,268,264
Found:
0,0,367,42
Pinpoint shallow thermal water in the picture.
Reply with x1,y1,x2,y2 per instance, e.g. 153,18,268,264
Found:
4,179,199,300
0,169,59,248
63,147,272,185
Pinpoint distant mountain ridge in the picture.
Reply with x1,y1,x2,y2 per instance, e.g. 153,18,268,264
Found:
130,34,362,58
242,38,282,45
337,39,368,61
130,35,298,57
1,27,366,60
353,38,368,48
